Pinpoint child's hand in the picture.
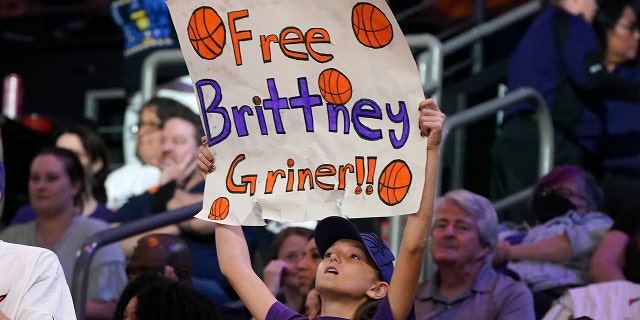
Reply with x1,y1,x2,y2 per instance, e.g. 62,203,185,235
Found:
418,98,445,150
198,136,216,179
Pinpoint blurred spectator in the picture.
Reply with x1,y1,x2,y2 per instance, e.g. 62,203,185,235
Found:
493,165,612,318
11,124,114,224
118,234,251,319
586,0,640,221
295,235,321,298
491,0,640,223
414,189,534,320
120,78,198,169
113,274,163,320
262,226,313,313
126,233,192,284
105,97,188,210
0,147,127,320
111,107,236,304
0,159,76,319
590,203,640,284
121,276,220,320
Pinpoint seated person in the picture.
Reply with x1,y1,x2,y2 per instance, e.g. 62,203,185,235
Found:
105,97,190,210
11,124,114,224
589,203,640,284
117,234,250,319
414,189,534,320
493,165,613,318
0,147,127,320
122,275,220,320
0,160,75,319
262,227,313,313
112,107,232,304
125,233,194,284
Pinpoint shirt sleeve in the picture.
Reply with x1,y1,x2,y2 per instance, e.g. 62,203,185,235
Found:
565,214,613,256
15,250,77,320
87,243,128,302
265,301,307,320
113,192,153,223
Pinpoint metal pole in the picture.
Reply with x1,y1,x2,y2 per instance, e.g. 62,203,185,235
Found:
140,49,186,102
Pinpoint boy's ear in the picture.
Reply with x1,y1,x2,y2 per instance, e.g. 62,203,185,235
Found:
366,281,389,300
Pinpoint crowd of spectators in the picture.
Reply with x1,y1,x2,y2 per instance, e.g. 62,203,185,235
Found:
2,0,640,319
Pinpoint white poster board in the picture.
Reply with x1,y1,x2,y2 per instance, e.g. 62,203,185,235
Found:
166,0,427,225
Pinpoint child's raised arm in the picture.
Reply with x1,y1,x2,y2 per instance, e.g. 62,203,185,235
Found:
387,98,445,320
216,224,278,320
202,137,277,320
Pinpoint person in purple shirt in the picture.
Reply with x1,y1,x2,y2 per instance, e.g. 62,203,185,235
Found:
203,99,444,320
414,189,534,320
10,124,114,224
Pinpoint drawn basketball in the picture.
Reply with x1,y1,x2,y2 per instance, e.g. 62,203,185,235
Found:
355,185,362,195
351,2,393,48
208,197,230,220
188,6,226,60
378,160,412,206
318,68,352,105
287,158,295,168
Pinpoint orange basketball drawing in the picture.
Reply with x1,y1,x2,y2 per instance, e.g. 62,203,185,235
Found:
318,68,352,105
188,6,226,60
208,197,230,220
378,160,412,206
351,2,393,48
355,185,363,195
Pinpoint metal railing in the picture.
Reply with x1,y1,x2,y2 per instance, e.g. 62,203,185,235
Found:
71,203,201,319
140,49,186,102
437,87,554,197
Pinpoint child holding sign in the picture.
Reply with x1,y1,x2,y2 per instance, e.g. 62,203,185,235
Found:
199,98,444,320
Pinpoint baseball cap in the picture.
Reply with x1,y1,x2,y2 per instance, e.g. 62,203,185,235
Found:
315,216,395,284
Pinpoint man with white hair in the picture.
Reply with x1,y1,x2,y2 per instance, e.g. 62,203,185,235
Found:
413,189,534,319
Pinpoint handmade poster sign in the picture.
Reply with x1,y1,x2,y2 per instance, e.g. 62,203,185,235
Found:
166,0,427,225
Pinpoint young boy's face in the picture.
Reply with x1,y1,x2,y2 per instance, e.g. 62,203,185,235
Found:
315,239,381,298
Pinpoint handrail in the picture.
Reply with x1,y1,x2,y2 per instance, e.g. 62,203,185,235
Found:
140,49,186,102
437,87,553,197
442,0,541,55
405,34,443,103
71,203,201,319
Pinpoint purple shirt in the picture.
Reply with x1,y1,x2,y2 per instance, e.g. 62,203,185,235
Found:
414,264,534,320
10,202,115,225
266,295,393,320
